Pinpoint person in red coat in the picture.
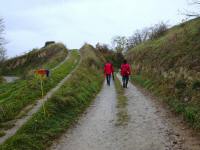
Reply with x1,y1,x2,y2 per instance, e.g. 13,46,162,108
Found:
104,61,114,86
120,59,131,88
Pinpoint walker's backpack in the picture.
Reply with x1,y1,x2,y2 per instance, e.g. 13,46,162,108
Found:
121,64,130,76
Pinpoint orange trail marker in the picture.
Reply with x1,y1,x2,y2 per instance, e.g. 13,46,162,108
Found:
34,69,49,117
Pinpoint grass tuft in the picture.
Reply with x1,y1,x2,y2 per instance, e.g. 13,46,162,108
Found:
114,75,129,126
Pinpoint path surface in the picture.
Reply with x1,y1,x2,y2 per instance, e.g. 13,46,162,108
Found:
0,52,80,144
50,76,200,150
3,76,19,83
51,52,71,71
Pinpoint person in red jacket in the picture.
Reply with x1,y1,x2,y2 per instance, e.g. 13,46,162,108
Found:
104,61,114,86
120,59,131,88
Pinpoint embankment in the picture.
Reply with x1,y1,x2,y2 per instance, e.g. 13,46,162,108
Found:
126,17,200,128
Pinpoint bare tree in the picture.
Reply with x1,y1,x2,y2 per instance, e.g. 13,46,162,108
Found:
96,43,109,50
0,18,6,62
126,22,168,49
127,28,150,49
112,36,127,53
148,22,168,40
184,0,200,17
190,0,200,5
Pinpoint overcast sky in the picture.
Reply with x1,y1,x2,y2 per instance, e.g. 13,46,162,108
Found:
0,0,197,57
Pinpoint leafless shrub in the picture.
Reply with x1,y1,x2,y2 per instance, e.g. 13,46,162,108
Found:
127,28,149,49
0,18,6,63
126,22,168,49
112,36,127,53
148,22,168,40
96,43,110,52
184,0,200,17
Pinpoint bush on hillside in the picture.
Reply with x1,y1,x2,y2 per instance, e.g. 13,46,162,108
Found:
126,22,168,49
96,43,124,68
149,22,168,40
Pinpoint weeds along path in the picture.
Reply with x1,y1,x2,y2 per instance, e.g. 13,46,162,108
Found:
0,51,81,144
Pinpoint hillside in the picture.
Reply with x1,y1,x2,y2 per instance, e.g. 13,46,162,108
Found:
126,17,200,128
0,44,106,149
0,77,4,84
0,43,68,76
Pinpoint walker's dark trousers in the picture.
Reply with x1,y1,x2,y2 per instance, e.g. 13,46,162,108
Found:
106,74,111,86
122,76,129,88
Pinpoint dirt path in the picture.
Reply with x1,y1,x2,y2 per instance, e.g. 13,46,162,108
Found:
3,76,19,83
50,75,200,150
51,52,71,71
0,52,81,144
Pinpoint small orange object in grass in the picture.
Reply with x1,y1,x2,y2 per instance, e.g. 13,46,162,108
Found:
34,69,50,117
34,69,49,77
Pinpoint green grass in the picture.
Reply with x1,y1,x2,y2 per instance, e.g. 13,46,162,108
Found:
114,75,129,126
0,77,4,84
0,44,105,150
0,50,80,123
0,131,5,138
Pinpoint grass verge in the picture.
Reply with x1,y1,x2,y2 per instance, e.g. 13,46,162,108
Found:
131,74,200,129
114,75,129,126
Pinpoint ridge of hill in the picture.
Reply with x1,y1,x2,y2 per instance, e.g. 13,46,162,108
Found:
1,43,68,76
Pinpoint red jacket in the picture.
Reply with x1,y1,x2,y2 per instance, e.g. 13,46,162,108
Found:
121,63,131,76
104,63,114,75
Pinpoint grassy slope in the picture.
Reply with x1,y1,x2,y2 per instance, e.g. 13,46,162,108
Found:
126,17,200,128
0,44,105,150
0,77,4,84
1,43,68,76
0,51,80,123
